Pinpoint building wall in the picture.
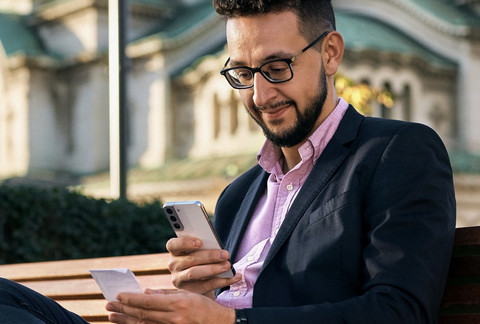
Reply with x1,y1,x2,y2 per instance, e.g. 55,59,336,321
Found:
179,52,265,159
0,0,479,178
0,61,31,178
335,0,480,151
338,60,457,147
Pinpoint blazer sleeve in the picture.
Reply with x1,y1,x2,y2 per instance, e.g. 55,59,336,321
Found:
242,122,456,324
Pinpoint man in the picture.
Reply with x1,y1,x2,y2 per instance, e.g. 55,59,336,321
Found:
0,0,456,323
107,0,455,323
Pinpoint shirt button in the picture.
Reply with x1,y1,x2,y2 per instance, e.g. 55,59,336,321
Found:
286,183,293,191
233,291,240,297
247,256,255,262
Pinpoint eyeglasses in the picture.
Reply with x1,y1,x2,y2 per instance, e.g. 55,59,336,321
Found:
220,31,329,89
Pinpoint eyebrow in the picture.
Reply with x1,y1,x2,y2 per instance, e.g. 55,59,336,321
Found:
228,50,295,67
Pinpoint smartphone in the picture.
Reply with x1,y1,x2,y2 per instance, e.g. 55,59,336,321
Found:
163,200,236,279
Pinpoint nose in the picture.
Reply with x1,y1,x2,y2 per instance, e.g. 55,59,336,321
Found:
252,72,277,108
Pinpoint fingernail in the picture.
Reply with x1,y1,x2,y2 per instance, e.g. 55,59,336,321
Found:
193,239,201,248
220,251,229,260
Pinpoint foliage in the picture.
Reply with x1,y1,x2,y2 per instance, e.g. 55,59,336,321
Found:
0,184,175,264
335,74,394,115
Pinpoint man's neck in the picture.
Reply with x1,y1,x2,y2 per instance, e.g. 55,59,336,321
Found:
280,145,303,173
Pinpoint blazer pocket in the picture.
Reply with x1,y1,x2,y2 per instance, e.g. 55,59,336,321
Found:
309,190,360,225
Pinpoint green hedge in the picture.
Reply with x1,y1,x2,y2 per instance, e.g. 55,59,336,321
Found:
0,184,175,264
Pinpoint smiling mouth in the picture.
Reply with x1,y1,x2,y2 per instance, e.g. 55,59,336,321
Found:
256,101,294,113
262,105,288,118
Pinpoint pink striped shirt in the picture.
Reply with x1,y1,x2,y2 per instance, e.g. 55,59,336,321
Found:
215,98,349,308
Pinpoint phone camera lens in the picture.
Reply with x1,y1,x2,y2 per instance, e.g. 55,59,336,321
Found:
165,208,173,214
169,216,177,222
174,223,181,229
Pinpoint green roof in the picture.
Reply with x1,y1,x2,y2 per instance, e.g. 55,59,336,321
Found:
33,0,176,12
336,11,457,68
130,0,176,8
0,13,45,57
407,0,480,27
134,0,214,41
1,0,474,67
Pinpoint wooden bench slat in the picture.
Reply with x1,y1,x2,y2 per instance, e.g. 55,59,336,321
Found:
21,275,175,300
447,255,480,277
57,299,109,322
439,313,480,324
453,226,480,247
442,283,480,306
0,253,170,282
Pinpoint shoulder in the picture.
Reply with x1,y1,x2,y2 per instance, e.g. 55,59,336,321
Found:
355,114,445,149
336,106,443,148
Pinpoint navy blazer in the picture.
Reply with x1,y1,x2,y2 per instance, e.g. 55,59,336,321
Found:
213,106,456,324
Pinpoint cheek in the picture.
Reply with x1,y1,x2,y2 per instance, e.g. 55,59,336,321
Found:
240,92,258,116
239,90,252,105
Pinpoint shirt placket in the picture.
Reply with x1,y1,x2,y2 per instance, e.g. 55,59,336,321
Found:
228,238,269,298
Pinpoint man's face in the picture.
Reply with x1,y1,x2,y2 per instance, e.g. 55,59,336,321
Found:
226,11,327,147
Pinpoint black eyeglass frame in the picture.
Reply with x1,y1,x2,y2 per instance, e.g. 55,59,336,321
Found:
220,31,329,89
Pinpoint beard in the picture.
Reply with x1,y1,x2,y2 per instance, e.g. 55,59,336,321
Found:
249,65,328,148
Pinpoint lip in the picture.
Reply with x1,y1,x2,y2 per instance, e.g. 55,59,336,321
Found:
261,103,291,120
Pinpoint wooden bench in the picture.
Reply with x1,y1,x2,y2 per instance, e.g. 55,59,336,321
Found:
0,253,174,323
0,226,479,323
439,225,480,323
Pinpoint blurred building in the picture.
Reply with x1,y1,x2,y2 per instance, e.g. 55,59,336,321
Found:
0,0,479,177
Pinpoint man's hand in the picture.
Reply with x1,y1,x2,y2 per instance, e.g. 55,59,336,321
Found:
166,237,241,297
106,289,236,324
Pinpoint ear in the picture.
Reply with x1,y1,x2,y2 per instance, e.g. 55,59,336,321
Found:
322,31,344,76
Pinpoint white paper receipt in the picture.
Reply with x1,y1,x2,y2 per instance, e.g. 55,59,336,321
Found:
90,269,143,301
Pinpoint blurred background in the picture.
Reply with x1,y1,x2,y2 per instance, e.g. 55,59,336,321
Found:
0,0,479,227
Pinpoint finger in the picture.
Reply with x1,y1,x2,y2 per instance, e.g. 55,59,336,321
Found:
106,295,169,323
171,258,232,280
145,288,179,295
174,272,242,296
115,292,173,311
107,311,125,324
166,237,201,255
170,260,232,290
108,311,158,324
168,249,230,274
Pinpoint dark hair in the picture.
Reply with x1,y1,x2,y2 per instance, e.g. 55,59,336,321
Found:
212,0,336,43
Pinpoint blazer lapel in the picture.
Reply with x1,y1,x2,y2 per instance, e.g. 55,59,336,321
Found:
262,106,365,268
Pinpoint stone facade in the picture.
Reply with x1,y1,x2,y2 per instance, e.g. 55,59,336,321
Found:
0,0,479,178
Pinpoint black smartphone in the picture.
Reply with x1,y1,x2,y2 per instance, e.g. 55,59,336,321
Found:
163,200,236,278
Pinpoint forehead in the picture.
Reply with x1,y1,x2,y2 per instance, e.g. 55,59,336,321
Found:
225,11,305,64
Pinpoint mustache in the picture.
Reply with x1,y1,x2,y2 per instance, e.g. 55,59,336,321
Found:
254,100,295,111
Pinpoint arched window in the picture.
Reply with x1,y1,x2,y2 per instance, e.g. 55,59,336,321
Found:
402,84,412,122
381,82,392,119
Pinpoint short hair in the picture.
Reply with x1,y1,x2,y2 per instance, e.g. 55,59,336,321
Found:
212,0,336,43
